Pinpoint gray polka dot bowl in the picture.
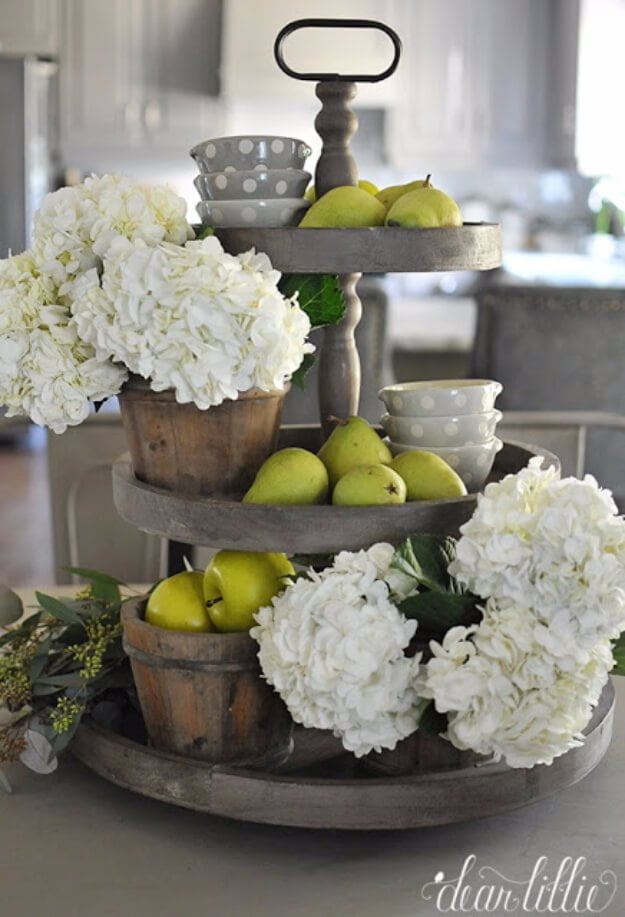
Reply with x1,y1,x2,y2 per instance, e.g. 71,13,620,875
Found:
385,437,504,492
196,197,311,229
190,135,313,173
381,409,502,448
378,379,503,418
194,168,312,202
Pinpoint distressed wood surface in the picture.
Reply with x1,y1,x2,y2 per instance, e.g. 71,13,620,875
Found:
112,430,559,554
214,224,502,273
318,273,362,437
118,376,286,498
121,598,292,766
71,680,614,830
313,81,359,197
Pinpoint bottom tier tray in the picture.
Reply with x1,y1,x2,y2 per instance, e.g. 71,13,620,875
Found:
71,680,614,831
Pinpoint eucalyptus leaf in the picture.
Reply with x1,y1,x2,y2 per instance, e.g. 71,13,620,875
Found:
19,729,58,774
29,635,53,681
35,592,84,627
398,590,482,637
62,567,126,586
0,611,42,647
279,273,346,328
0,584,24,626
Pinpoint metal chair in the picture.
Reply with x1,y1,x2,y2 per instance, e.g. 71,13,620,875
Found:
47,412,167,585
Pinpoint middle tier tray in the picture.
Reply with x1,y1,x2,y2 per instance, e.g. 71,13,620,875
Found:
113,427,557,554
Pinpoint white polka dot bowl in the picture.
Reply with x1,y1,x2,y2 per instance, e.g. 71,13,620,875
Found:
194,169,312,201
378,379,503,418
385,437,504,492
196,197,311,229
190,135,313,173
381,410,502,448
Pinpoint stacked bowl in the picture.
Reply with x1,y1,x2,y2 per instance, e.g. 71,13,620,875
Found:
190,134,313,228
378,379,504,492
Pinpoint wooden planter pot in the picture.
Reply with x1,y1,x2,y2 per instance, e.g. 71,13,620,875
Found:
121,599,294,766
118,375,287,497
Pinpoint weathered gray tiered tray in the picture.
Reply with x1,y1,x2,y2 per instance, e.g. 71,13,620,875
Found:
214,224,501,273
71,680,614,831
112,433,558,554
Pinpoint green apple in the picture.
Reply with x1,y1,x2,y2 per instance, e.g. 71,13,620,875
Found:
145,570,214,633
203,550,294,632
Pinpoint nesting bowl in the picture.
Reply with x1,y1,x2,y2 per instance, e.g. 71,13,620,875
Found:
385,438,504,491
381,409,502,448
378,379,503,418
190,135,313,173
195,168,311,202
196,197,311,229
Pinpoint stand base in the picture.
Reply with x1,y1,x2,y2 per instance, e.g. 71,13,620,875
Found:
71,681,614,831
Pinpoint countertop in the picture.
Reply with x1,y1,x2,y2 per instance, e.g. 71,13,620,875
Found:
1,590,624,917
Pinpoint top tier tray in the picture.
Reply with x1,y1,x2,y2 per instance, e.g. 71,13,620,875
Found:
213,224,501,274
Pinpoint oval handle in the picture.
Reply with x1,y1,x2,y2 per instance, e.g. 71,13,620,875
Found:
273,17,401,83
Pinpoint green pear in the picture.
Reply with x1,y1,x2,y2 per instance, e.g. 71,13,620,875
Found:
375,175,431,211
0,584,23,626
391,450,467,500
385,176,463,228
305,179,378,204
318,416,393,488
242,447,329,505
299,186,386,228
332,464,407,506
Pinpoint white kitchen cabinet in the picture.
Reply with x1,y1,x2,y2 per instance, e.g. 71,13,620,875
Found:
387,0,551,170
0,0,60,56
222,0,404,107
60,0,222,157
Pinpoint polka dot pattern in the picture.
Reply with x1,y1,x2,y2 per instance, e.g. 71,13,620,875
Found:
238,138,254,154
410,423,424,439
192,136,313,173
420,395,435,410
242,178,257,193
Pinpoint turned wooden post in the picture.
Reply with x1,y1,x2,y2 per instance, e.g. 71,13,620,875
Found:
313,81,363,437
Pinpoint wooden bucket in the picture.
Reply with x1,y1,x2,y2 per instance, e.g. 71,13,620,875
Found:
121,599,294,766
118,375,288,497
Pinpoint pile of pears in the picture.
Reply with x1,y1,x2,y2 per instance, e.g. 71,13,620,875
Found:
243,416,467,507
299,174,462,230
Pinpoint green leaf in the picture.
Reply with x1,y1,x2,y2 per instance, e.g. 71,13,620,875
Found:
391,535,458,593
279,273,346,328
62,567,126,586
418,702,448,737
35,592,84,627
611,633,625,675
196,224,214,239
290,352,316,391
0,611,43,647
29,635,53,680
398,590,482,638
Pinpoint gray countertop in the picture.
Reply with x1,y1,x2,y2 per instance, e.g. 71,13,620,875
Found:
1,679,624,917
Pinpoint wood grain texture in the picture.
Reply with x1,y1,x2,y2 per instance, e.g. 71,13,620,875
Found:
121,599,293,766
71,680,614,830
214,224,502,274
118,375,286,498
112,432,560,554
318,273,362,437
313,81,359,197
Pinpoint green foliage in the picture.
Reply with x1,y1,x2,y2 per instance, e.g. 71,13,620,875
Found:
279,273,346,329
290,352,316,391
611,633,625,676
393,535,482,639
0,581,144,784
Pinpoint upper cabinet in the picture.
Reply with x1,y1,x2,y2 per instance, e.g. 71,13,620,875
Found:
0,0,60,56
387,0,569,171
60,0,223,157
222,1,404,108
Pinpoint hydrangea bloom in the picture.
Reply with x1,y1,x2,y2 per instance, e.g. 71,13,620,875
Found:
251,543,424,757
32,173,193,294
419,598,613,768
71,236,314,408
0,252,126,433
449,457,625,648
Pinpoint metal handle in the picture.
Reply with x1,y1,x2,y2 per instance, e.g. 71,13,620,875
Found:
273,18,401,83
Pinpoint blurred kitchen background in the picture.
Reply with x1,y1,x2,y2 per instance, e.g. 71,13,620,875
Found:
3,0,625,583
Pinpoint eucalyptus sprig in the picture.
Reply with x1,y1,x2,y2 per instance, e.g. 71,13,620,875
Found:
0,569,145,791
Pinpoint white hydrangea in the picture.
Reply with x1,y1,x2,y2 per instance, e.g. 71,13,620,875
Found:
32,173,193,294
449,457,625,648
71,236,314,409
0,251,126,433
419,598,613,768
251,544,424,757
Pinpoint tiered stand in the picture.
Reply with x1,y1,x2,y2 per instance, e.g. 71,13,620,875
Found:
71,19,614,829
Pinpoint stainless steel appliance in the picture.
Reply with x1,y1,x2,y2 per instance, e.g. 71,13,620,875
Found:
0,56,59,257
